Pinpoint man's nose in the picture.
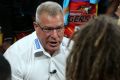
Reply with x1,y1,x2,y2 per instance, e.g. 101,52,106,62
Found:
51,29,59,37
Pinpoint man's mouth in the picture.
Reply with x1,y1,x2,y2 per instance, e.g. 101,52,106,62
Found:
49,42,58,47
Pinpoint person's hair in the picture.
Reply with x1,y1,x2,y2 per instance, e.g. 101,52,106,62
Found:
66,15,120,80
0,54,11,80
35,1,63,23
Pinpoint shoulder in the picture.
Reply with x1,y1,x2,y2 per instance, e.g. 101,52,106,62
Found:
4,31,36,56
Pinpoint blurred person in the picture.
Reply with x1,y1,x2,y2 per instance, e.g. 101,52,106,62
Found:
115,4,120,25
66,15,120,80
105,0,120,18
4,1,71,80
0,54,11,80
103,1,120,26
98,0,118,20
98,0,120,19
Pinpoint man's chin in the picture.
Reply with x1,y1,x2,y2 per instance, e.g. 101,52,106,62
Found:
48,46,59,53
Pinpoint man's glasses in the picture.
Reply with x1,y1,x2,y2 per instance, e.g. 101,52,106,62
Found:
36,23,64,33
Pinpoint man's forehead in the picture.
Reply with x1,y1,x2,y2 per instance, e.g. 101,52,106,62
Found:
40,12,63,18
39,14,63,21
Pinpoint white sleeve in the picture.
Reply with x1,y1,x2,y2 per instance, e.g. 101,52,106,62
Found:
4,47,24,80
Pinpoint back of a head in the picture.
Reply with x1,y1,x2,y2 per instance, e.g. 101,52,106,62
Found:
0,54,11,80
66,15,120,80
35,1,63,23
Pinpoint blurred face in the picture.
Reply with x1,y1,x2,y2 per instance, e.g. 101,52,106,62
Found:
115,5,120,17
34,13,64,55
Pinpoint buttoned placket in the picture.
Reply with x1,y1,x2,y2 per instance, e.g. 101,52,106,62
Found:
48,58,60,80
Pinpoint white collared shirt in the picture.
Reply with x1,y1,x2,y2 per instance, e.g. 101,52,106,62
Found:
4,31,71,80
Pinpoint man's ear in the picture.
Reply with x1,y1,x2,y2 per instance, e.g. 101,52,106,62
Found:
33,22,38,28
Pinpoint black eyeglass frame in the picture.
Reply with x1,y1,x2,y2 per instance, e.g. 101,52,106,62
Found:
36,22,65,33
